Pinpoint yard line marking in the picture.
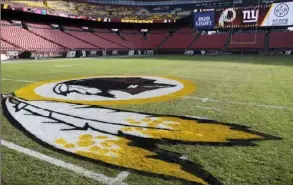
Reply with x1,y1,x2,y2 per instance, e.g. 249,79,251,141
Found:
1,140,129,185
54,64,73,67
113,171,130,183
184,96,293,110
2,78,35,83
3,67,82,73
194,105,221,111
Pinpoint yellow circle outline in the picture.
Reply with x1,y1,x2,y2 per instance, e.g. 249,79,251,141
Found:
14,75,196,105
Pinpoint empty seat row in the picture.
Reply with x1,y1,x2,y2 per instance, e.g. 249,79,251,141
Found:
1,22,292,51
1,25,65,51
65,30,123,49
29,25,96,49
190,33,229,50
122,33,168,49
161,32,197,49
227,32,266,49
1,40,17,49
269,31,293,49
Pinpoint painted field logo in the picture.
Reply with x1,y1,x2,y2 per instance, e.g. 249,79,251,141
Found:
13,76,195,105
2,76,279,185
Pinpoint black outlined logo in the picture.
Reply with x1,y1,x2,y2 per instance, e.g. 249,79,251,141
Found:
274,3,289,17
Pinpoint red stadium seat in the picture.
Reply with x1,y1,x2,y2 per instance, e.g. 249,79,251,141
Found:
1,24,65,52
94,32,134,48
1,40,18,50
29,25,96,49
3,20,292,52
227,32,265,50
269,31,293,49
190,33,229,50
65,29,125,49
160,31,197,49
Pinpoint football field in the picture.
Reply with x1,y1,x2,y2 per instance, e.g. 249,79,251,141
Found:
1,55,293,185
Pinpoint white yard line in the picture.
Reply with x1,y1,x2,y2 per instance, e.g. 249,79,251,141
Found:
1,140,129,185
2,78,35,83
3,68,83,73
112,171,131,183
194,105,221,111
184,96,293,110
54,64,73,67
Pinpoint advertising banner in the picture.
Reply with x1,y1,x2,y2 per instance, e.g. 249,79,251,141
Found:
184,50,194,55
215,5,271,28
128,50,135,56
1,54,10,61
66,51,76,58
261,2,293,26
194,11,215,29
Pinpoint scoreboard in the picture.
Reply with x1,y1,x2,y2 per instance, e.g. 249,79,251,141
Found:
194,1,293,29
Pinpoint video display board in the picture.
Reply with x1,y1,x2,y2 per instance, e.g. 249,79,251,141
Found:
214,5,271,28
194,1,293,29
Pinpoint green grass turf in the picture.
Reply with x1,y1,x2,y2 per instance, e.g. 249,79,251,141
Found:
1,55,293,185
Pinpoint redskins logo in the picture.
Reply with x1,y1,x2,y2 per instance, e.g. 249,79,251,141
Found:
218,8,237,28
2,76,279,185
13,76,195,105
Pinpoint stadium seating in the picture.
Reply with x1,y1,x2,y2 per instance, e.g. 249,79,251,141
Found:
28,24,96,49
64,26,84,31
122,33,168,49
1,20,12,25
149,29,170,34
29,23,54,29
1,40,18,50
1,24,65,51
120,29,141,34
2,20,293,52
177,27,196,33
93,31,134,48
160,29,197,49
94,29,112,33
227,32,266,50
269,31,293,49
190,33,229,50
146,33,169,48
64,29,125,49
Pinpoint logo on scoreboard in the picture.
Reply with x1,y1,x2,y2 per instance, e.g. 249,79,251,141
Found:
274,3,289,17
194,11,215,29
243,10,259,23
218,8,236,28
261,2,293,26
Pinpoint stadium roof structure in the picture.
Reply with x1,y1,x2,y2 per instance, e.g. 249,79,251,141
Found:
82,0,227,5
